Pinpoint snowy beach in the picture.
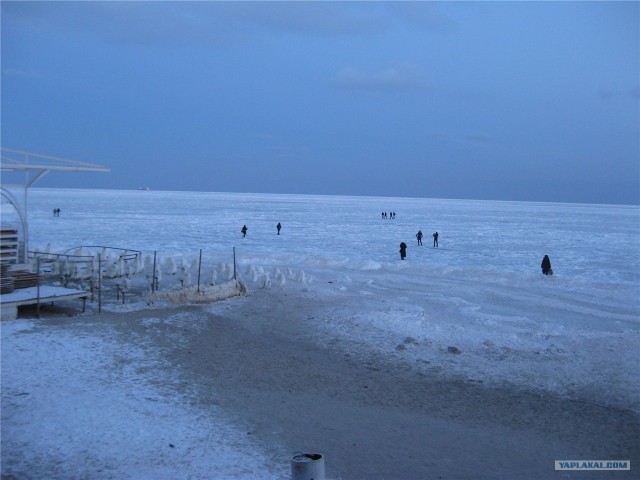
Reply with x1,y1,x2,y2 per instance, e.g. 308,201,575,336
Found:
2,188,639,479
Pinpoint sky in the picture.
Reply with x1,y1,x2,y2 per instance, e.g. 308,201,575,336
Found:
1,1,639,205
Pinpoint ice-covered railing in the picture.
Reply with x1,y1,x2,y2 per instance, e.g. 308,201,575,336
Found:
28,245,312,293
141,249,312,293
26,244,313,311
63,246,144,279
29,246,144,283
148,278,249,304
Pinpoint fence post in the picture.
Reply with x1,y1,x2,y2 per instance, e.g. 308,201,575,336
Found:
197,249,202,293
98,252,102,313
152,251,157,293
36,256,41,318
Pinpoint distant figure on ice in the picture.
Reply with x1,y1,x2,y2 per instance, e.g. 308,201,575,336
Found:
53,208,61,217
399,242,407,260
416,230,423,246
241,225,248,238
276,222,281,235
541,255,553,275
433,231,439,247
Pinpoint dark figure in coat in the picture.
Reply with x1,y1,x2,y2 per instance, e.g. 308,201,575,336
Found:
399,242,407,260
416,230,423,246
541,255,552,275
276,222,281,235
433,231,439,247
241,225,248,238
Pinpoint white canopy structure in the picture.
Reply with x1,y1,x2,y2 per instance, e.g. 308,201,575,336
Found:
0,148,110,263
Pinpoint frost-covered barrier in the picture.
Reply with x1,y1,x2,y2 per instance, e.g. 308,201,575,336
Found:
148,279,248,304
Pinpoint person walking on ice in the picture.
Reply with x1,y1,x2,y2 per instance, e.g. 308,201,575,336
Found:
541,255,553,275
433,231,439,247
416,230,423,246
276,222,281,235
399,242,407,260
241,225,248,238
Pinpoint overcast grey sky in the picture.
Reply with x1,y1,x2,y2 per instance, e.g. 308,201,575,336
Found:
2,1,638,204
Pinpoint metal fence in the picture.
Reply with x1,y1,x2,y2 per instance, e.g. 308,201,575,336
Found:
28,246,239,312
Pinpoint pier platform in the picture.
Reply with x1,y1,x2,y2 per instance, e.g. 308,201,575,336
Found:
0,286,88,320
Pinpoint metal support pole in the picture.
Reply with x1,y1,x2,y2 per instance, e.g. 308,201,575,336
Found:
36,257,41,318
98,253,102,313
23,174,29,263
233,247,237,281
152,251,157,293
197,249,202,293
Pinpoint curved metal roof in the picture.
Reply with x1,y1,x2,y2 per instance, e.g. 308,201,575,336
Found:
1,148,110,187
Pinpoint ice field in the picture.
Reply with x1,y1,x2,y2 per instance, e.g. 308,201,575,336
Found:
10,188,640,411
2,187,639,479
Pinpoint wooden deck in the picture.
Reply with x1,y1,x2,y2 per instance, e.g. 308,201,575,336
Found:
0,286,88,320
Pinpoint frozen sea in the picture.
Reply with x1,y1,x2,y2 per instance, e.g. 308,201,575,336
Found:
2,187,639,479
8,188,640,407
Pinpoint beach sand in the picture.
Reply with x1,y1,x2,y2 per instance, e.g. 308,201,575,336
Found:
2,287,639,479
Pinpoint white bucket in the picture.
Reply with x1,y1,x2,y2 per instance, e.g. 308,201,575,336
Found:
290,452,325,480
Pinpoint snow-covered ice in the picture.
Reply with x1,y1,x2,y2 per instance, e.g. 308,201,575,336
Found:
2,188,638,478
